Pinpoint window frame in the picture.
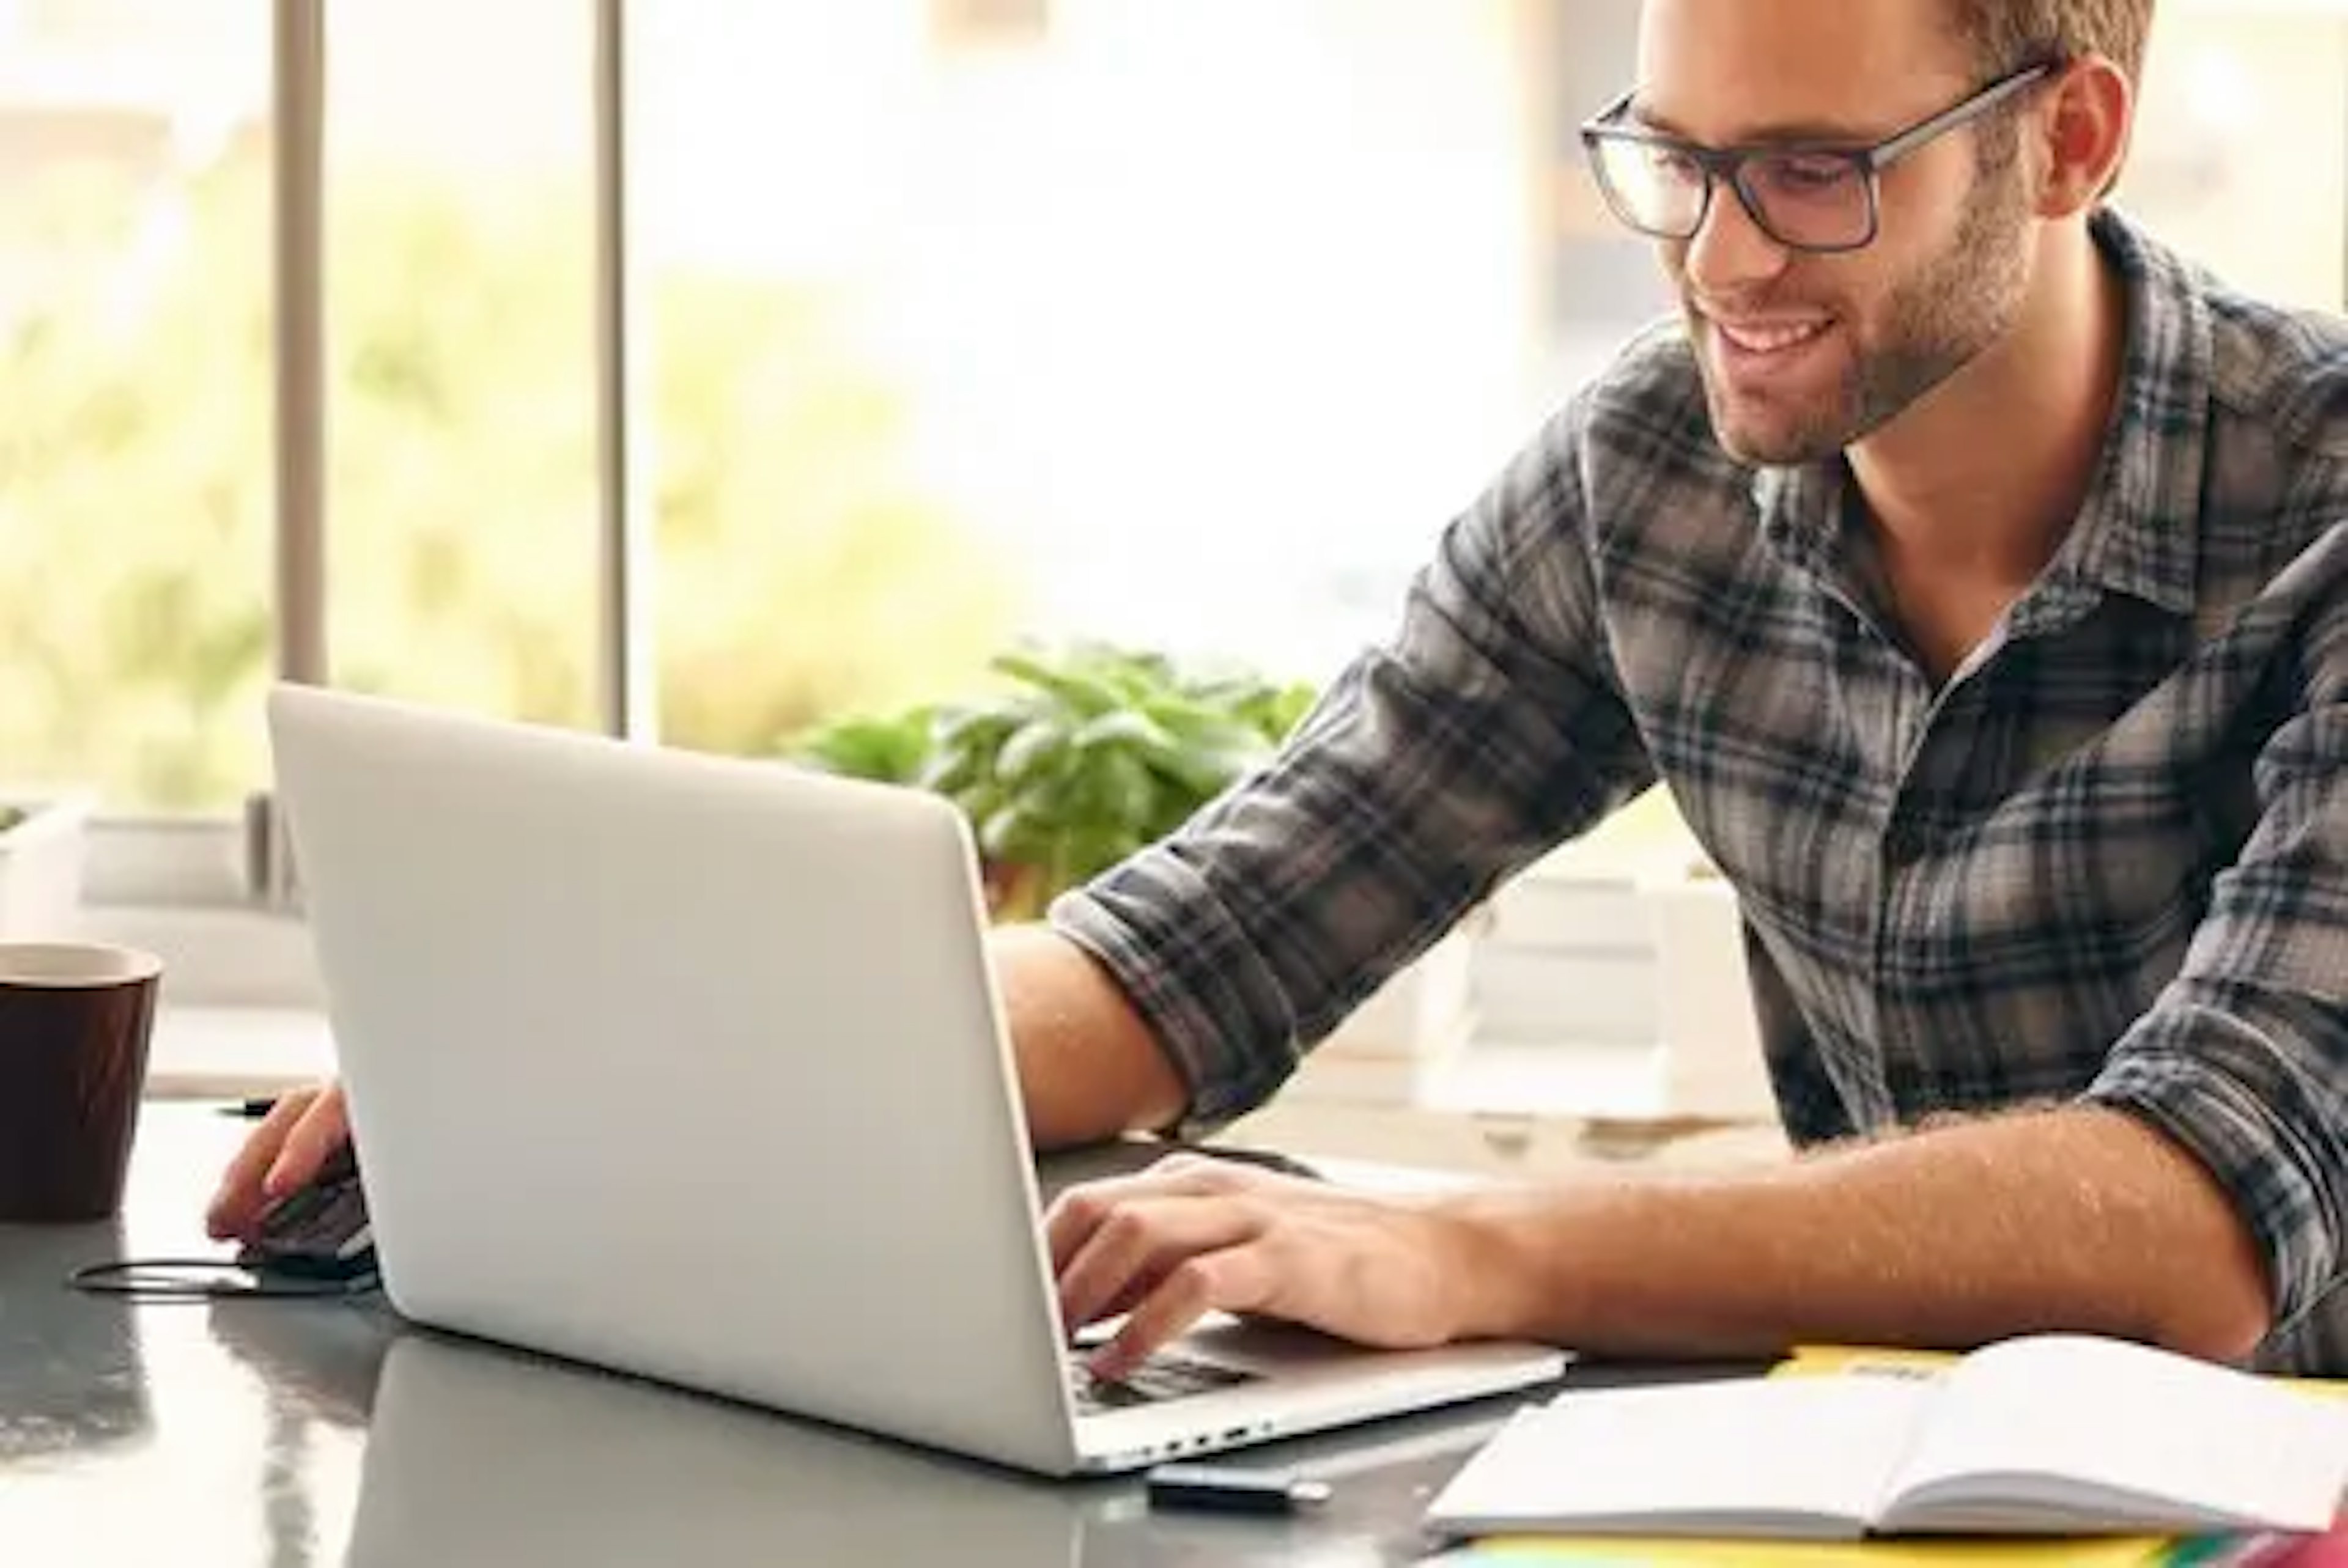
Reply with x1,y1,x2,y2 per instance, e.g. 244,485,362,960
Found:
86,0,649,1006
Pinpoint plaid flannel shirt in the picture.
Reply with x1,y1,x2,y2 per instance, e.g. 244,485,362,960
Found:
1050,208,2348,1374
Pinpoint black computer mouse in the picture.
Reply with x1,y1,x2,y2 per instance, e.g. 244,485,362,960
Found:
237,1143,377,1283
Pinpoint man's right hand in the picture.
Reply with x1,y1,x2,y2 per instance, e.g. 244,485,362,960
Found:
205,1081,350,1241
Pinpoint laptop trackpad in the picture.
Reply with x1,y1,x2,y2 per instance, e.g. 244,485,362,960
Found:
1068,1314,1377,1417
1071,1312,1354,1394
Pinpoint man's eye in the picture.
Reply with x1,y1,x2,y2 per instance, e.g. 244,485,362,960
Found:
1648,148,1704,182
1756,155,1855,194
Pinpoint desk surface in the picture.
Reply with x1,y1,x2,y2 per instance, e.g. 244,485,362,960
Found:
0,1104,1746,1567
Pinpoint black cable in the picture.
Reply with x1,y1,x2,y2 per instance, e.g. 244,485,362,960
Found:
68,1257,380,1301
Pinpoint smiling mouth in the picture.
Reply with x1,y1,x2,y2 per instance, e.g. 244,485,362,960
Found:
1711,317,1833,356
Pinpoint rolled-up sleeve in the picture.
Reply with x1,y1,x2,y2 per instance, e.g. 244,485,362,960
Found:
2084,577,2348,1354
1048,396,1659,1129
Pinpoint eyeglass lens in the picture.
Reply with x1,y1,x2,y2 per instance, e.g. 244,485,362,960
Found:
1591,141,1874,251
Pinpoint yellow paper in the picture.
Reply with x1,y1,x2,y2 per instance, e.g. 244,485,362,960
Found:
1774,1346,1958,1379
1442,1534,2178,1565
1780,1342,2348,1401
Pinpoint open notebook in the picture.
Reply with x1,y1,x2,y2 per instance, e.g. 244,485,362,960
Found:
1425,1335,2348,1542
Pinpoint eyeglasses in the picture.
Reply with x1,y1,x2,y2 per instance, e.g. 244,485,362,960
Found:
1579,60,2060,254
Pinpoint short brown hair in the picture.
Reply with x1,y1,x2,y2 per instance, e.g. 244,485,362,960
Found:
1941,0,2154,86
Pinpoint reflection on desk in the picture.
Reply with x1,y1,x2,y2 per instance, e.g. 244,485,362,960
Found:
349,1330,1519,1568
353,1332,1090,1566
0,1215,153,1465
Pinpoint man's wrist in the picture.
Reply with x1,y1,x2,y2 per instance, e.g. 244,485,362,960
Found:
1428,1186,1587,1345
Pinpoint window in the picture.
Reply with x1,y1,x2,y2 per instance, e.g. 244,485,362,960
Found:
634,0,1663,756
323,0,600,731
0,0,273,812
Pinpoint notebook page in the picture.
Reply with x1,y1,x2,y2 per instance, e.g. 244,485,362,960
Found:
1883,1335,2348,1535
1424,1375,1936,1539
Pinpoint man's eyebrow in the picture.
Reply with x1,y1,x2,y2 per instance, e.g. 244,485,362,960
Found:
1628,98,1878,145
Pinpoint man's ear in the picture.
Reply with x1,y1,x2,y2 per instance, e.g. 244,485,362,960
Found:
2034,55,2133,216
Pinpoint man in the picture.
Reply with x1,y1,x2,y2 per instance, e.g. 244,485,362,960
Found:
213,0,2346,1379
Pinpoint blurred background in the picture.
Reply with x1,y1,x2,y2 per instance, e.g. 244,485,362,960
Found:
2,0,2330,811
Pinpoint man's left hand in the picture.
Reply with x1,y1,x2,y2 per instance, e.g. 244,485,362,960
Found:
1044,1152,1486,1380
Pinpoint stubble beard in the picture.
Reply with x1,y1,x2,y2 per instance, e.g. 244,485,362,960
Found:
1697,154,2037,468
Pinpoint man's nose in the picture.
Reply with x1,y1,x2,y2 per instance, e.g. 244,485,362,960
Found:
1679,178,1792,296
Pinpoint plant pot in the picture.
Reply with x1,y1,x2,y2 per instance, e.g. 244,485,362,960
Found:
980,859,1054,925
0,793,93,940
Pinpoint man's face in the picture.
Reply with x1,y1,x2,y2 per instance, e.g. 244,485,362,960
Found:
1634,0,2040,465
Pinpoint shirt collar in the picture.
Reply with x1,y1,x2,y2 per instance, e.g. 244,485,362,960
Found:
1749,207,2210,620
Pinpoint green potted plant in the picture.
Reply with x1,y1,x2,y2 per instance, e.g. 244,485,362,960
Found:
795,643,1318,921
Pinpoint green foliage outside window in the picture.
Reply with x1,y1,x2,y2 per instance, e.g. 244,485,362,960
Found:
0,145,1021,809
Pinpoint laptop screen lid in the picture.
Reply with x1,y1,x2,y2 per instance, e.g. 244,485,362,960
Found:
267,682,1089,1474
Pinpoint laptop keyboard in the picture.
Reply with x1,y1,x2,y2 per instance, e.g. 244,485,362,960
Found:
1069,1352,1257,1413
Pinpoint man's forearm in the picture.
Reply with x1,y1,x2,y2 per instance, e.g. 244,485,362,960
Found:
1443,1106,2275,1363
992,925,1189,1149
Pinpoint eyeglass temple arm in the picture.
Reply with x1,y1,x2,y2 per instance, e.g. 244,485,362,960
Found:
1867,61,2059,171
1580,88,1636,137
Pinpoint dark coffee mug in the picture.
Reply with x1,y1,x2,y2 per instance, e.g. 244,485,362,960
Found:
0,942,161,1223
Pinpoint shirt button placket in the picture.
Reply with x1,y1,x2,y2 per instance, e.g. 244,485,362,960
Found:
1860,674,1938,1129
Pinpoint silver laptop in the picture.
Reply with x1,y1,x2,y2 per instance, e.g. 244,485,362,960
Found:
267,682,1567,1476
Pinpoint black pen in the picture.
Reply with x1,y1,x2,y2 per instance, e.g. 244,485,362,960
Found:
219,1097,279,1119
1144,1463,1332,1516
